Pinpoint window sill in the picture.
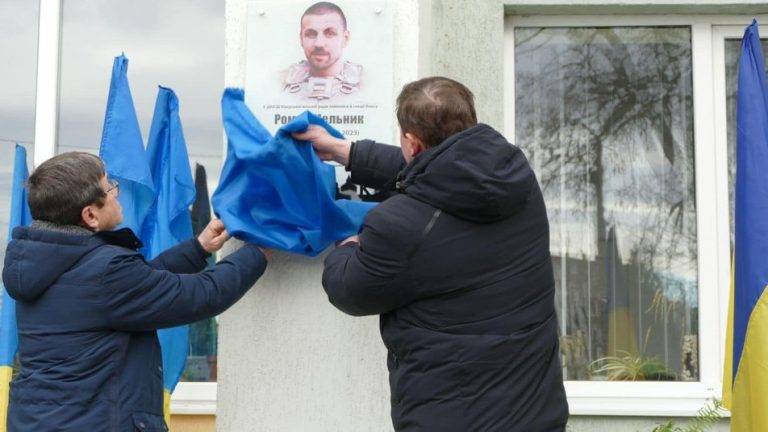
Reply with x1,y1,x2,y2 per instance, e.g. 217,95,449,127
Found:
171,382,217,415
566,381,727,417
170,381,727,418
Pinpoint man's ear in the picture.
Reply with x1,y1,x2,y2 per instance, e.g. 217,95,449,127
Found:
405,133,425,157
81,206,98,230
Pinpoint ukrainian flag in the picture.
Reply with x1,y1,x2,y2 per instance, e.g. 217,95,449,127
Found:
100,56,194,428
0,145,32,432
723,20,768,431
142,86,196,427
99,54,155,234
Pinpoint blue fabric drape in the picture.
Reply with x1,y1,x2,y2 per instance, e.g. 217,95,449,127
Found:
212,88,375,256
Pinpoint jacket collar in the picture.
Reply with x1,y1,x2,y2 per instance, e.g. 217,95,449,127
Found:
17,224,143,251
93,228,143,250
30,220,93,236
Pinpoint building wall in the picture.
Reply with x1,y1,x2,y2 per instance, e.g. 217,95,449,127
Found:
217,1,763,430
423,0,506,129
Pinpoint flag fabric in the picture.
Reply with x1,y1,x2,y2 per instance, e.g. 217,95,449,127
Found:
212,88,375,256
99,56,192,427
605,226,637,357
0,145,32,432
191,164,212,237
99,54,155,234
142,86,196,427
191,164,215,270
722,20,768,431
188,164,217,373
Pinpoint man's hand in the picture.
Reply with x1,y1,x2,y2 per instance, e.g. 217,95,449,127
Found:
292,125,352,165
198,219,230,253
259,247,273,261
339,235,359,246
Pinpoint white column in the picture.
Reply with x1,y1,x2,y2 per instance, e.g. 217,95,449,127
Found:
33,0,63,167
216,1,420,430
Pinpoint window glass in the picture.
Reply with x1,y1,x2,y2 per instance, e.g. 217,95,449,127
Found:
0,0,38,282
515,27,698,381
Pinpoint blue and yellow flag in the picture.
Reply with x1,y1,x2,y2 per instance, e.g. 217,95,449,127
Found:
0,145,32,432
142,86,196,426
99,54,155,233
723,20,768,431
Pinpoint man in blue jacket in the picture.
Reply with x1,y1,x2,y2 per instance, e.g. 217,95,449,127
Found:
2,152,268,431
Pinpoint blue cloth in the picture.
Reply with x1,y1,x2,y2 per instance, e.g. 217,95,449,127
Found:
0,145,32,367
3,226,265,431
732,19,768,379
99,54,155,233
212,88,375,256
142,86,196,393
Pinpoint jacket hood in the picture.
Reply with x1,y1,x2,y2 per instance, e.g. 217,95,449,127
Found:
399,124,535,223
3,227,103,302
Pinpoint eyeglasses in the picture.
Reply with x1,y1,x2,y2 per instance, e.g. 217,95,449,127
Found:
106,179,120,197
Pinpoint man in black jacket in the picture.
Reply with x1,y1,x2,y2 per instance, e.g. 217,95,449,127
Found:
2,152,268,431
294,77,568,431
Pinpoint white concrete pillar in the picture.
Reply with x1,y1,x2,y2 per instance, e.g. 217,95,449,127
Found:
217,1,505,429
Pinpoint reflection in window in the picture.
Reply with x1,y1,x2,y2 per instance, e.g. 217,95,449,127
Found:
0,0,38,284
515,27,698,381
59,0,224,382
725,38,768,249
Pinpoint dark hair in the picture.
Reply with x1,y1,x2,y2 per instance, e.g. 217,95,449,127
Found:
396,77,478,149
27,152,107,226
301,2,347,30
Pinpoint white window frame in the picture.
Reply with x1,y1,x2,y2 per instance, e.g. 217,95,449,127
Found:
34,0,218,416
504,13,768,417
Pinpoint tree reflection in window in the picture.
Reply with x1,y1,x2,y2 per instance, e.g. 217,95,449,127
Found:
515,27,698,381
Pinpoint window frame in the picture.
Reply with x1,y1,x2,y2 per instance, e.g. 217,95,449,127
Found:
504,13,768,416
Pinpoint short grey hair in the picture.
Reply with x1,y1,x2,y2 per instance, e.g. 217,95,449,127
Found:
28,152,107,226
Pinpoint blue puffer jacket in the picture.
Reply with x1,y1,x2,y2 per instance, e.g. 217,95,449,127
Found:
2,226,267,432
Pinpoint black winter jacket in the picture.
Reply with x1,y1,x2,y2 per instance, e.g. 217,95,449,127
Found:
323,124,569,431
2,227,267,432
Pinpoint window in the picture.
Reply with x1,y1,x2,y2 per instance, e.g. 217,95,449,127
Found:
505,14,760,416
0,0,38,263
515,26,698,382
58,0,224,198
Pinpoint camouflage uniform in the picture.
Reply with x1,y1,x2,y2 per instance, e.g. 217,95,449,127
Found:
283,60,362,100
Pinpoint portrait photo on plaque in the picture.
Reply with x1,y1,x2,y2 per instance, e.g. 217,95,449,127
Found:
245,0,394,144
